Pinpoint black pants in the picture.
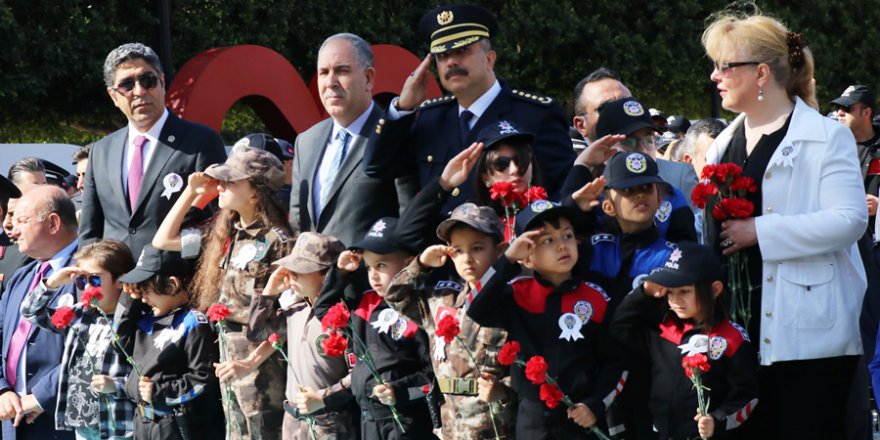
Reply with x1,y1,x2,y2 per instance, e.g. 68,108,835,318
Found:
517,397,606,439
134,413,183,440
359,403,438,440
747,356,859,440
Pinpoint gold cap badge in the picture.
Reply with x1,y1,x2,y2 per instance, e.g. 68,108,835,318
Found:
437,10,453,25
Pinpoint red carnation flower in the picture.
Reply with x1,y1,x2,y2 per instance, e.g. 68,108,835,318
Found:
522,186,548,205
51,307,75,330
268,333,280,344
207,303,231,322
525,355,549,385
321,331,348,357
435,314,461,344
422,384,431,395
712,197,754,221
498,341,521,366
81,287,103,308
730,175,757,193
681,353,711,378
540,383,564,409
700,164,717,181
321,302,351,331
690,182,718,209
490,181,520,208
714,163,743,184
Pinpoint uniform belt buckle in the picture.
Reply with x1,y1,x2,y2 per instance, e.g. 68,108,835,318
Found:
457,378,477,395
138,404,155,421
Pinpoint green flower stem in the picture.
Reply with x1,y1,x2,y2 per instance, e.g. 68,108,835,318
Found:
271,341,317,440
454,336,501,440
215,321,243,439
91,301,142,378
344,327,406,434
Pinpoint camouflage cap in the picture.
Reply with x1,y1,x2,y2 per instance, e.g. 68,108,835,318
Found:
205,147,286,191
274,232,345,274
436,202,504,242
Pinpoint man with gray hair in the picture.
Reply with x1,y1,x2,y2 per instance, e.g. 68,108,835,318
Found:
289,33,413,249
80,42,226,257
672,118,727,178
0,158,46,294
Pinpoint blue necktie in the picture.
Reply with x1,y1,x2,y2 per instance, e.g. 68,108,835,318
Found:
320,130,351,207
460,110,474,144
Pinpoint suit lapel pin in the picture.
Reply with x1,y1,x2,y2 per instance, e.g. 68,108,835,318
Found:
167,135,175,143
161,173,183,199
775,144,798,168
558,312,584,341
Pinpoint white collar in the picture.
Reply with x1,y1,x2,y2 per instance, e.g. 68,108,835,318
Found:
127,108,169,146
459,80,502,118
332,102,375,141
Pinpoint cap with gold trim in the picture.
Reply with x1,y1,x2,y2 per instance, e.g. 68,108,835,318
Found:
419,4,498,54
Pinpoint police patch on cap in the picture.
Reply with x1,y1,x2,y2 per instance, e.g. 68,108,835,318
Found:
625,153,648,173
666,248,683,269
437,10,453,25
497,120,517,134
530,200,553,213
622,100,645,116
368,219,387,238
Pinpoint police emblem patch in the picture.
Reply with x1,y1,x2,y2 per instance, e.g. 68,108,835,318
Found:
252,237,270,261
573,300,593,324
709,336,728,360
843,85,856,96
625,153,647,173
368,220,387,238
531,200,553,212
666,248,682,269
497,120,517,134
391,318,408,340
437,10,454,25
655,201,672,223
622,100,645,116
782,145,793,156
316,334,329,356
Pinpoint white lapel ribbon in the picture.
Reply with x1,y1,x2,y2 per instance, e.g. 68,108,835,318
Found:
558,313,584,341
372,309,399,334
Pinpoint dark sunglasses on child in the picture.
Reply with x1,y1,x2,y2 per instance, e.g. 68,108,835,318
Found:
490,154,530,172
74,274,102,290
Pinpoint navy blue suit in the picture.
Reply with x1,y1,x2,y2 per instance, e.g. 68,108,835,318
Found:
365,81,575,216
0,255,77,440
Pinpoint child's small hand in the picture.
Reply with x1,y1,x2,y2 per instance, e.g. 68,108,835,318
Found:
477,373,505,403
694,413,715,438
643,281,666,298
44,266,84,289
90,375,116,394
295,386,326,415
371,383,396,406
419,245,451,268
214,359,257,383
264,267,291,296
567,403,596,428
138,376,153,404
337,251,362,273
505,229,542,262
570,176,606,212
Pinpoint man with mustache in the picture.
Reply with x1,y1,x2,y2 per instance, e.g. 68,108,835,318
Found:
288,33,415,249
365,3,574,216
80,43,226,258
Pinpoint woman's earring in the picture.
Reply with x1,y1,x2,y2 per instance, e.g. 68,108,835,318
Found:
757,88,765,102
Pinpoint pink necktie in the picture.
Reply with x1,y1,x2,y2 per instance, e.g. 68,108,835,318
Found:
128,135,147,210
5,261,50,387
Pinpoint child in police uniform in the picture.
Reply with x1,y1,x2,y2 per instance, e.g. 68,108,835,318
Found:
114,245,224,440
314,217,437,440
609,242,758,439
247,232,357,440
466,201,625,439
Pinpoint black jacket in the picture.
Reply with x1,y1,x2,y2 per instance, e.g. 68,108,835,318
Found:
609,287,759,439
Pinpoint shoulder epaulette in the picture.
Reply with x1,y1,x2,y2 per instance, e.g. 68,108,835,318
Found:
510,88,554,105
419,95,457,108
269,227,291,243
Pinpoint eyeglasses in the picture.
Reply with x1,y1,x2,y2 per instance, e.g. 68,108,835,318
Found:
490,154,530,173
620,136,657,150
74,274,103,290
112,72,159,95
837,104,865,114
713,61,761,74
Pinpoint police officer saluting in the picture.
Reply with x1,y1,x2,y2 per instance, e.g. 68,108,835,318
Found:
365,3,574,217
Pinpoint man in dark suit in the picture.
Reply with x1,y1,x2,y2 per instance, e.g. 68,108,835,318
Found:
0,186,78,439
290,33,413,248
79,43,226,257
365,4,575,215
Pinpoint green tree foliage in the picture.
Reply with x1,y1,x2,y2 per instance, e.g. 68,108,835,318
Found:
0,0,875,144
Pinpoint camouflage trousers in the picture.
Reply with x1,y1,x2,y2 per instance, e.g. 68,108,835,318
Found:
221,329,286,440
282,407,358,440
439,394,517,440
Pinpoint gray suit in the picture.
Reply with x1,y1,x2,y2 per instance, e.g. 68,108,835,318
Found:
657,158,699,209
79,111,227,257
290,104,415,248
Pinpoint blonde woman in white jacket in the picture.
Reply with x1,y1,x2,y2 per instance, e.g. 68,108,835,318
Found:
702,12,867,439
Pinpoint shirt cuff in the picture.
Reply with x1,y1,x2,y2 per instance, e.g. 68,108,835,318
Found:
388,97,415,120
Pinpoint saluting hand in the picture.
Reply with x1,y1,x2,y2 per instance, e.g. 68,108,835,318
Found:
642,280,666,298
264,267,292,296
45,266,86,289
337,251,362,273
571,175,606,212
439,142,484,190
576,134,626,168
505,229,542,262
396,54,433,111
419,245,452,268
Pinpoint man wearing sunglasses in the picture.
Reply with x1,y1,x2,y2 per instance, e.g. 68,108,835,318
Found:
79,43,227,258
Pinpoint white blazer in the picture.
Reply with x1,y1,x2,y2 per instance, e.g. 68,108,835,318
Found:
706,96,868,366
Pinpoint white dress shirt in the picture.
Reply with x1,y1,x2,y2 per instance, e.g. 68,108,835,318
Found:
121,108,169,193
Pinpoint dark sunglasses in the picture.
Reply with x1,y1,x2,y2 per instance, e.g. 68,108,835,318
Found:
112,72,159,95
74,274,102,290
490,154,530,172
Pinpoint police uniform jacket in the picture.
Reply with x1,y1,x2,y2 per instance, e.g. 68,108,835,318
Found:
466,257,626,422
115,293,224,439
365,81,575,216
609,287,759,439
